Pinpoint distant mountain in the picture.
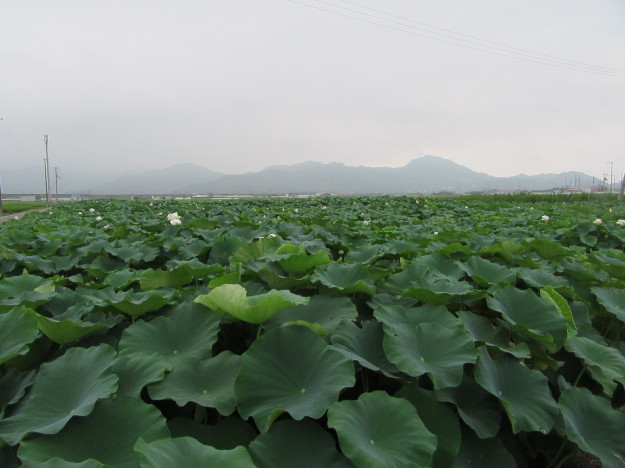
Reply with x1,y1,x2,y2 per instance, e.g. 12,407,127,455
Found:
92,163,224,194
3,156,598,195
180,155,595,194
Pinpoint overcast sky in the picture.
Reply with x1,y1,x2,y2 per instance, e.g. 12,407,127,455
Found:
1,0,624,180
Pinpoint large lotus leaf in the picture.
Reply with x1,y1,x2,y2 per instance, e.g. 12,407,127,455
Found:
382,322,476,389
104,268,138,289
265,295,357,335
540,286,576,339
21,459,104,468
396,385,461,468
138,265,194,290
105,242,159,264
0,369,36,411
18,396,170,468
411,254,465,280
593,253,625,280
195,284,309,324
384,266,473,305
344,245,381,264
247,260,310,290
231,237,281,264
560,386,625,468
148,351,241,415
458,256,515,287
592,287,625,324
82,256,127,280
311,263,376,295
527,238,568,260
209,236,246,265
235,326,355,431
454,426,516,468
474,347,558,434
168,416,257,450
0,307,40,365
248,419,354,468
118,307,220,367
330,320,401,378
113,353,173,397
277,250,331,273
0,274,55,309
165,259,223,280
374,303,461,330
178,239,211,260
457,311,530,359
327,391,437,468
487,286,568,351
436,373,501,439
111,289,177,319
136,437,257,468
564,336,625,396
33,314,108,345
0,344,118,445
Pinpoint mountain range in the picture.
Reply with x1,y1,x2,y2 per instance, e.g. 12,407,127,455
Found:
3,156,598,195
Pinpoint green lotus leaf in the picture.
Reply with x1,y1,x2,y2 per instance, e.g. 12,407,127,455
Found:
411,254,465,280
265,295,357,335
249,419,354,468
0,344,118,445
235,326,355,431
118,307,220,367
454,426,516,468
148,351,241,415
168,416,257,450
344,245,381,264
474,347,558,434
209,236,246,265
136,437,257,468
457,311,530,358
458,256,516,287
559,386,625,468
195,284,309,324
564,336,625,396
33,314,108,345
311,263,376,295
436,372,501,439
540,286,576,339
327,391,437,468
0,274,55,309
103,268,138,289
592,287,625,324
0,307,40,365
396,385,461,468
178,239,210,260
330,319,401,378
113,353,173,397
138,265,194,290
18,396,170,468
111,289,177,320
21,459,104,468
487,286,568,351
382,322,476,389
374,303,461,329
105,242,159,264
383,265,472,305
527,238,568,260
278,250,331,273
593,253,625,280
0,369,36,411
231,237,280,264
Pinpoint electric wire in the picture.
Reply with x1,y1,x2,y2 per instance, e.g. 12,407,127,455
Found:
286,0,625,78
330,0,625,75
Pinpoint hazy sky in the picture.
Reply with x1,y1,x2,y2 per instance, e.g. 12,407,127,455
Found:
1,0,624,180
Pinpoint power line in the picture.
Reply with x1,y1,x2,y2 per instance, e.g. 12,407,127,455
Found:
286,0,625,78
330,0,625,75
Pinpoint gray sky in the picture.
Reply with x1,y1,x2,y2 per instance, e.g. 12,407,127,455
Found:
1,0,624,179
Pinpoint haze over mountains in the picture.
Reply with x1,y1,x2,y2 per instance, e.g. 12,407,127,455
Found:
4,156,597,195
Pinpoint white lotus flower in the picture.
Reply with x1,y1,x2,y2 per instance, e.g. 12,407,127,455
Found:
541,215,550,221
363,220,370,225
167,212,180,221
170,218,182,226
14,216,19,220
267,233,277,238
89,208,95,213
95,216,102,221
78,212,83,215
434,231,439,235
616,219,625,226
593,218,603,225
294,208,299,213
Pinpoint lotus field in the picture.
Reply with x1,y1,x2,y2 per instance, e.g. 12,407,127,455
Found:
2,196,625,467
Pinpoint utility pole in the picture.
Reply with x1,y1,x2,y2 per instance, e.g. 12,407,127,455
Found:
44,135,50,205
0,117,3,214
608,161,614,193
54,167,60,200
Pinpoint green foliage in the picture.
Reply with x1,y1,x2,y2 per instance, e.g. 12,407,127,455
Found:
1,196,625,465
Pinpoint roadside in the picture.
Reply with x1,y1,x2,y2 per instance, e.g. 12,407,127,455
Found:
0,208,50,224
